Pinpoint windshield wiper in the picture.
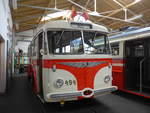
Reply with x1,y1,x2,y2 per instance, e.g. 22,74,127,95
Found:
56,31,64,45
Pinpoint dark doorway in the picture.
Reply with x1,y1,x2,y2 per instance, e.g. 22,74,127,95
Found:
125,38,150,95
37,32,43,97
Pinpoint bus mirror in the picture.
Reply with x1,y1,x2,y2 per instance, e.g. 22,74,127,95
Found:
40,49,44,55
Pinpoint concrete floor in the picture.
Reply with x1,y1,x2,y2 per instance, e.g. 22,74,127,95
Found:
0,75,150,113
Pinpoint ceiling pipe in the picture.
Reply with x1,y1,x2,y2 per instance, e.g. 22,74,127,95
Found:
67,0,91,12
12,0,17,9
127,14,143,21
94,0,97,12
18,3,141,25
113,0,125,8
113,0,128,20
54,0,57,9
124,8,127,20
18,4,63,12
15,23,19,30
119,0,146,24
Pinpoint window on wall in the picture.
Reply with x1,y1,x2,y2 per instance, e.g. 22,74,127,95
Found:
111,42,119,56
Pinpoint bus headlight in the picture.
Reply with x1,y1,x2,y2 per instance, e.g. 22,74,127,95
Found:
104,76,111,83
54,79,64,88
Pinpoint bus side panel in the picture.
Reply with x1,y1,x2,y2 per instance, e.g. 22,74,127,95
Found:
30,60,39,94
112,59,125,89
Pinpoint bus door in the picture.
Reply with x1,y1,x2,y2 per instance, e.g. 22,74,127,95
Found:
125,39,145,93
142,39,150,95
37,32,43,96
125,38,150,96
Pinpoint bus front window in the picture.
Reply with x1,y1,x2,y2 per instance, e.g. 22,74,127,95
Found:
83,31,110,54
47,30,110,55
47,30,84,54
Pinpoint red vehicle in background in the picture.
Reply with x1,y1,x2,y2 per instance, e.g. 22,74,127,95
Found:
109,27,150,98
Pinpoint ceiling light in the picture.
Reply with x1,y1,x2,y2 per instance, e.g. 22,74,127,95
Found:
134,0,142,4
41,11,69,21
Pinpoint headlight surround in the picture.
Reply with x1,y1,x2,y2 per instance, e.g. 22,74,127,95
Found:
54,79,64,88
104,75,111,83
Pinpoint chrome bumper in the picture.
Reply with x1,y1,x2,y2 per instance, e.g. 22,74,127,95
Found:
47,86,117,100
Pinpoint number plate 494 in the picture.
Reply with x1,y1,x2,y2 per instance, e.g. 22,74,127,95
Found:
65,80,76,86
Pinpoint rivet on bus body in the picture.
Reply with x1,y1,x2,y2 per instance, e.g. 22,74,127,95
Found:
52,64,56,72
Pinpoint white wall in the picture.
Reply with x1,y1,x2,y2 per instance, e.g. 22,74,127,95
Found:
15,29,33,54
0,0,13,93
15,41,31,54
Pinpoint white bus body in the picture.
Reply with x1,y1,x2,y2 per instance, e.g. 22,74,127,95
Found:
28,20,117,103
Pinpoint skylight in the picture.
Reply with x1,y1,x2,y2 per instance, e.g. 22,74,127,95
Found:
41,11,70,21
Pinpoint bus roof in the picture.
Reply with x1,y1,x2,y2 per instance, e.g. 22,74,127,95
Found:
36,20,109,33
109,27,150,43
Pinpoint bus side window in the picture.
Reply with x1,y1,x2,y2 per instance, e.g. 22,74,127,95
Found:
44,37,48,55
34,38,38,56
111,42,119,56
134,45,144,57
33,40,36,56
31,44,34,56
38,32,43,51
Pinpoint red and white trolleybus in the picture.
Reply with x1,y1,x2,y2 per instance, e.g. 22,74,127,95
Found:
109,27,150,98
28,20,117,103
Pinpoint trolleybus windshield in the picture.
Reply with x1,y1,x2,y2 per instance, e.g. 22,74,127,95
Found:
47,30,110,55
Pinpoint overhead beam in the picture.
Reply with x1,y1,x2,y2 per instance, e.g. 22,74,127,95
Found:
67,0,138,24
37,0,52,25
18,4,63,12
119,0,147,24
17,1,142,28
67,0,91,12
13,10,44,17
17,40,32,42
14,13,47,23
97,0,143,22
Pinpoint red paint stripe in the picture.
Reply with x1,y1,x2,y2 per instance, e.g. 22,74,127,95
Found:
120,89,150,99
112,59,125,89
112,66,123,72
43,59,111,91
30,58,112,95
43,59,112,68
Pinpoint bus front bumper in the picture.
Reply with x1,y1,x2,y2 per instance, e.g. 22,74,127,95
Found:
46,86,117,100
